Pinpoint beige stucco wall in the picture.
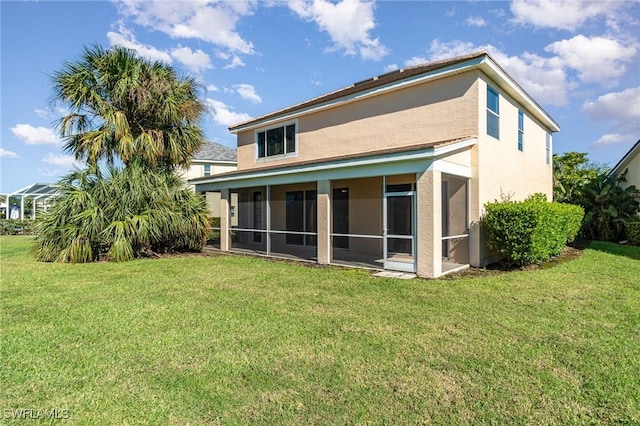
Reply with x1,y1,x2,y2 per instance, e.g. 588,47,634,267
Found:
617,149,640,191
236,71,480,170
181,163,237,184
473,76,554,265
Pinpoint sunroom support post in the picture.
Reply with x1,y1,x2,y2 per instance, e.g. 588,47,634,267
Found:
317,180,331,265
416,169,442,278
220,189,230,251
266,185,271,256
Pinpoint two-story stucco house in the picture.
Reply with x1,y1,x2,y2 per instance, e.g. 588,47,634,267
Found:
182,141,237,220
191,52,560,278
610,139,640,195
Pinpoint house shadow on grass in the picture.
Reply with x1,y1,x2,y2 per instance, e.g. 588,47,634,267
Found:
587,241,640,261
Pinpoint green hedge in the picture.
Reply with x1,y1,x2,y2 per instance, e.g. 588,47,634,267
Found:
0,219,38,235
626,221,640,244
484,197,584,266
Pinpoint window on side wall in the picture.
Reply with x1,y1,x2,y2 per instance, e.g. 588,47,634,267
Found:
517,110,524,151
204,164,211,176
546,133,551,165
487,86,500,139
256,123,296,159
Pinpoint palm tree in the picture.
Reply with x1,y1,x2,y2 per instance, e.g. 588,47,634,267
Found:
34,45,210,263
52,45,205,170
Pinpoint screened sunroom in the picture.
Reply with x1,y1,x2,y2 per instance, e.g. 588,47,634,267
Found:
196,154,472,278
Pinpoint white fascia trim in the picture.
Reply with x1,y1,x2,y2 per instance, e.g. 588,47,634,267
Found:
431,160,473,178
478,59,560,132
230,58,486,133
192,138,476,188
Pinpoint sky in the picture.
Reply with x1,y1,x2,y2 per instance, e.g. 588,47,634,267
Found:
1,0,639,193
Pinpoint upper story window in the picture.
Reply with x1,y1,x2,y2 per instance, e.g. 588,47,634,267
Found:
257,123,296,159
546,132,551,165
487,86,500,139
517,110,524,151
204,164,211,176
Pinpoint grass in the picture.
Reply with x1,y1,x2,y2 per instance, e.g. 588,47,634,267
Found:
1,236,639,424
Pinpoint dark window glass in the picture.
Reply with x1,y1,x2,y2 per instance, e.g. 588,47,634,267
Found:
267,127,284,156
286,191,304,245
257,132,266,158
204,164,211,176
305,190,317,246
487,87,500,139
487,87,499,113
257,124,296,158
332,188,349,249
253,192,262,243
385,183,413,193
286,124,296,154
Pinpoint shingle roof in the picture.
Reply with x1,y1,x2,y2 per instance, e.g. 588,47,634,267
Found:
192,141,237,162
229,51,488,132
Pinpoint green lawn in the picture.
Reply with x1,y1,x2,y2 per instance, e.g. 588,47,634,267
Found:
1,236,639,424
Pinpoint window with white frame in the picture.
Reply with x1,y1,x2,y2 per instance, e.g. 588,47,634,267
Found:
204,164,211,176
517,110,524,151
546,132,551,164
257,123,296,158
487,86,500,139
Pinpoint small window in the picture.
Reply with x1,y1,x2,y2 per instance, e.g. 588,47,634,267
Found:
487,86,500,139
546,133,551,165
204,164,211,176
257,123,296,159
517,110,524,151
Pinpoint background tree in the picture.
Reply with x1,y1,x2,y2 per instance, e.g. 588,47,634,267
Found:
553,151,639,241
553,152,606,203
34,45,209,262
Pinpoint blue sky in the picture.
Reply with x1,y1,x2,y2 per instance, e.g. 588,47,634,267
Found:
1,0,639,192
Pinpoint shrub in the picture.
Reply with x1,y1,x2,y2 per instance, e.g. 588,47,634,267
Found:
626,221,640,245
33,164,209,263
484,197,584,266
0,220,38,235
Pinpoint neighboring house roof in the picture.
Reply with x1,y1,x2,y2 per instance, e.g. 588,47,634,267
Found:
192,141,237,163
610,139,640,177
229,51,560,134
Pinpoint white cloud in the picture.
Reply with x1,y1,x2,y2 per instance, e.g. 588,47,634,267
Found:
427,39,569,106
11,124,61,145
206,99,252,127
510,0,624,31
116,1,255,54
42,153,78,168
107,24,172,63
206,84,219,92
234,84,262,104
34,106,69,120
170,46,212,74
0,148,19,159
589,133,636,148
289,0,389,61
383,64,399,73
404,56,428,67
34,108,50,119
465,16,487,27
223,55,245,69
584,87,640,150
545,35,637,85
583,87,640,126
